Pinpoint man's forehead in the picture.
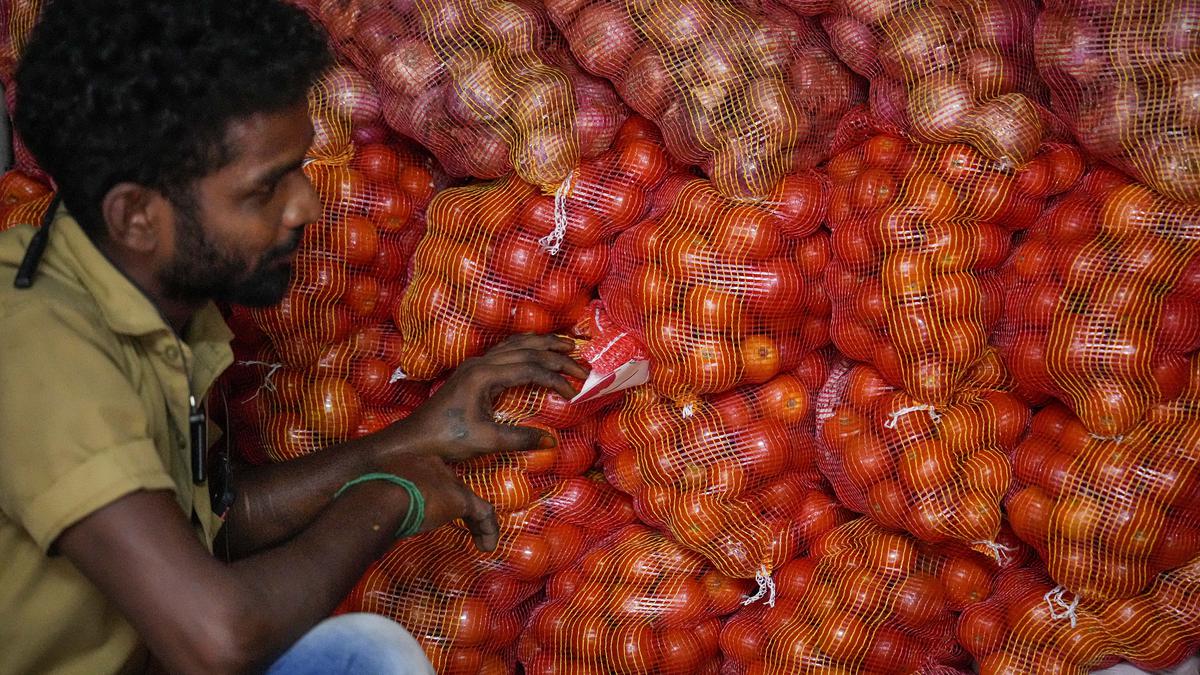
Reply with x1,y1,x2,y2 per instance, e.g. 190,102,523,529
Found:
214,104,313,178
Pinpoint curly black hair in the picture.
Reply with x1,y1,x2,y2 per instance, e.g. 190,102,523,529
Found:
13,0,332,239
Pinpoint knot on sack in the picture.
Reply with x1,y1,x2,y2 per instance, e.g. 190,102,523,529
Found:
1043,586,1080,628
884,403,940,429
237,360,283,401
539,169,576,256
389,366,407,384
742,566,777,608
973,539,1019,566
1089,432,1124,444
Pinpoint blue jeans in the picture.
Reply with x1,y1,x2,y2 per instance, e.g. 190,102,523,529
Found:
266,613,435,675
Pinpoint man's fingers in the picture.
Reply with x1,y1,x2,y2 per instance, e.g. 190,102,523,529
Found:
487,364,580,401
487,333,576,356
462,489,499,553
495,424,556,453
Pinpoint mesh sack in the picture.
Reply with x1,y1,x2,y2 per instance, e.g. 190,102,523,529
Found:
0,0,40,82
0,168,53,232
598,360,852,582
1005,368,1200,602
816,351,1026,552
956,559,1200,674
392,118,673,380
518,522,745,674
545,0,862,200
823,0,1051,166
825,115,1084,405
720,517,987,674
998,168,1200,437
1035,1,1200,203
342,474,636,674
313,0,628,188
600,173,831,399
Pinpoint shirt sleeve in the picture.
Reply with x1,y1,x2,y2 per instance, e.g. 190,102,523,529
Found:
0,300,175,552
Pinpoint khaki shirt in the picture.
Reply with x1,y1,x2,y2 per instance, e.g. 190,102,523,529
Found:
0,209,233,675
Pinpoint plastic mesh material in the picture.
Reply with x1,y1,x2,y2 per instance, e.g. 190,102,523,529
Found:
600,172,831,399
0,0,41,83
998,167,1200,437
816,352,1026,551
342,474,637,674
392,118,673,380
1036,1,1200,203
824,0,1051,166
545,0,862,200
311,0,628,188
721,517,985,674
1005,365,1200,602
825,113,1084,406
0,168,53,232
598,359,852,580
518,522,743,674
959,558,1200,674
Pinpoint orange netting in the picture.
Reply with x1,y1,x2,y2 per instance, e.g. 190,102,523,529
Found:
824,0,1051,166
998,167,1200,437
959,557,1200,675
825,112,1084,406
545,0,862,199
816,352,1026,552
518,522,746,674
721,517,989,674
598,359,852,580
309,0,628,188
0,0,41,82
392,117,675,380
343,474,637,674
600,172,831,399
1005,359,1200,602
1036,1,1200,203
0,168,52,232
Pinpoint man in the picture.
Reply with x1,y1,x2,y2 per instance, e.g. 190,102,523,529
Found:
0,1,584,673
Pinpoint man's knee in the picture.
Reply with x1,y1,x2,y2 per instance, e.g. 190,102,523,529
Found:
267,613,435,675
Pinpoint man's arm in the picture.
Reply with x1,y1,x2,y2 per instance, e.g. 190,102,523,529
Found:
57,453,492,675
217,334,586,559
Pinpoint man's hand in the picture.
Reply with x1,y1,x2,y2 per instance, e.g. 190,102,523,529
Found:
370,452,500,552
387,334,587,462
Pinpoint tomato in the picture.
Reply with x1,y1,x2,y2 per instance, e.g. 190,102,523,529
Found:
770,173,825,237
939,553,994,608
713,205,782,259
978,651,1028,675
684,283,745,333
720,616,765,664
300,376,361,440
398,164,435,206
864,134,907,168
794,231,831,279
616,138,668,188
512,300,555,334
813,609,869,662
365,182,413,227
607,624,658,673
464,466,534,512
493,235,549,287
739,334,781,384
842,432,894,488
957,603,1008,657
655,626,708,672
1007,486,1052,544
891,572,948,628
702,570,749,615
682,337,738,393
753,373,810,424
902,172,958,221
264,410,320,461
744,259,806,317
898,438,957,493
330,214,380,266
589,174,646,232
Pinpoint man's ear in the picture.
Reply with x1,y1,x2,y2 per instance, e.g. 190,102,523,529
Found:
100,183,170,253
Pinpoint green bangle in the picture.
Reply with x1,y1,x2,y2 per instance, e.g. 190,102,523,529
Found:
334,472,425,539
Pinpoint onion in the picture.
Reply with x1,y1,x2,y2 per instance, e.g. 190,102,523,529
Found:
822,15,879,75
644,0,711,50
779,0,834,16
1076,85,1139,157
389,0,416,14
319,0,361,46
907,71,972,141
1174,63,1200,127
565,3,639,78
843,0,918,26
420,1,467,40
1034,11,1103,87
658,98,707,162
709,141,788,199
746,10,802,72
961,47,1020,97
542,0,589,27
684,92,728,148
354,8,407,62
351,124,390,145
964,93,1043,164
443,56,510,125
572,76,628,158
1161,3,1200,61
456,126,511,179
740,77,805,147
695,41,743,89
308,111,348,159
514,125,576,187
319,65,382,128
510,70,573,130
963,0,1031,54
618,46,674,118
1145,131,1200,203
481,2,542,55
869,75,911,130
389,85,443,143
376,37,445,98
877,6,958,82
790,51,863,118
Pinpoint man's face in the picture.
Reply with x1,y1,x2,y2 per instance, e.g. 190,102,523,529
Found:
157,103,319,308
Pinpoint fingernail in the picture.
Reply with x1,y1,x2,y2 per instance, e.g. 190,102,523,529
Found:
539,434,557,449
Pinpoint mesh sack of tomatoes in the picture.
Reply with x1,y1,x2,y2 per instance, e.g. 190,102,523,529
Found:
0,0,39,82
1005,365,1200,602
311,0,628,189
824,116,1084,406
518,522,751,675
341,474,636,675
720,517,994,674
998,169,1200,438
1035,2,1200,203
392,118,673,380
544,0,862,200
816,351,1026,552
0,168,53,232
823,0,1053,166
1103,553,1200,672
599,173,830,399
598,357,854,583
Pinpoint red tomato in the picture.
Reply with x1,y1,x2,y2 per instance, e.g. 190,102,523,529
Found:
771,173,825,237
300,376,361,440
891,572,948,629
754,373,810,424
493,235,549,287
939,553,994,608
740,334,782,384
616,138,668,188
331,215,380,266
957,602,1008,657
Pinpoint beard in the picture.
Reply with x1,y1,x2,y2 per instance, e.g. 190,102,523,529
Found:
158,198,302,308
